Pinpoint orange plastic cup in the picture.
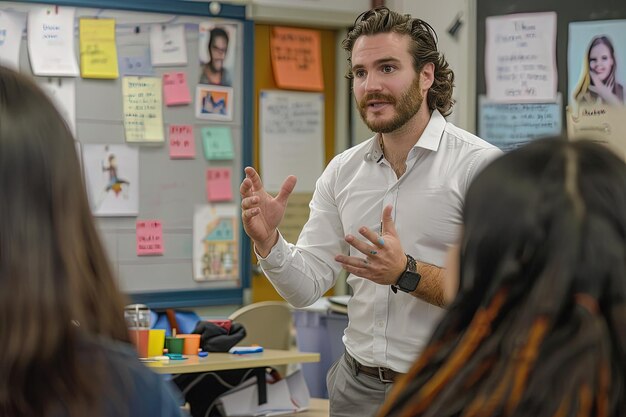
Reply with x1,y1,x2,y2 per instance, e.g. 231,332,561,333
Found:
177,334,201,355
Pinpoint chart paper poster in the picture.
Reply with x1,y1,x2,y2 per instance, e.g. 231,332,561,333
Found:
27,6,79,76
485,12,557,102
82,144,139,217
193,204,239,282
260,90,324,193
479,94,562,151
0,10,27,70
122,76,164,142
270,26,323,91
79,18,119,79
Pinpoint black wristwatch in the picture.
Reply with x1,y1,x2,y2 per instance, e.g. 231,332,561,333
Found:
391,254,421,294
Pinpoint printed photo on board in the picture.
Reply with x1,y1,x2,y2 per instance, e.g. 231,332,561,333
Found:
198,22,236,87
569,20,626,109
195,84,233,121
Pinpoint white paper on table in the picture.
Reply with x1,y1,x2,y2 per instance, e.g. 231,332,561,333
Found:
27,6,79,76
217,370,311,416
485,12,557,103
38,77,76,135
150,24,187,66
260,90,325,193
0,10,27,70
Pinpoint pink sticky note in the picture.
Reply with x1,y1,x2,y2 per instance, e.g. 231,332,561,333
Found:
169,124,196,159
136,220,164,256
163,72,191,106
206,168,233,202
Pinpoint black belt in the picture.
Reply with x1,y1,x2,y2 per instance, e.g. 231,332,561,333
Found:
344,351,404,383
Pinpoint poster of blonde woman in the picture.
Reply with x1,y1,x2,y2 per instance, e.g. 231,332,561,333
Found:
568,20,626,160
193,204,239,282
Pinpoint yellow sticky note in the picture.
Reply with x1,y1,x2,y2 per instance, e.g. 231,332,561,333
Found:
122,77,164,142
79,18,119,79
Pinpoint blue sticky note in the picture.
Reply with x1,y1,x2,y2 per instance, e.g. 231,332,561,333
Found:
119,47,154,76
478,94,562,152
201,127,234,160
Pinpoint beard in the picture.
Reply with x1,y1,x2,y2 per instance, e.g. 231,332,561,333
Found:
357,76,423,134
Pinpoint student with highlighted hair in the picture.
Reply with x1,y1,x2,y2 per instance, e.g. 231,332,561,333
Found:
378,137,626,417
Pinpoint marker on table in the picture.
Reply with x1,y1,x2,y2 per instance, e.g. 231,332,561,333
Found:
229,346,264,354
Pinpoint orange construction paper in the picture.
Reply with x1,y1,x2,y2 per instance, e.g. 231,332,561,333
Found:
270,27,324,91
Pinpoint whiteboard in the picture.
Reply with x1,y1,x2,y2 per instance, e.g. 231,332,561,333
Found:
260,90,325,193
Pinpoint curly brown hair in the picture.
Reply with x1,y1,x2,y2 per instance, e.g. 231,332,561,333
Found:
342,6,455,116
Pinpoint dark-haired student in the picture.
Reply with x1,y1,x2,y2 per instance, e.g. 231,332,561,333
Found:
0,65,183,417
379,137,626,417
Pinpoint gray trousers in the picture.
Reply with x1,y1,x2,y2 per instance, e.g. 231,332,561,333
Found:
326,353,395,417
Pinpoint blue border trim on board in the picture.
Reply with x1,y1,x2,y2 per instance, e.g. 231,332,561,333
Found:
131,288,243,309
240,18,255,290
12,0,252,307
13,0,246,19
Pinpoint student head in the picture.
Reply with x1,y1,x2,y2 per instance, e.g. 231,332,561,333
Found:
342,6,454,133
0,66,130,415
379,137,626,417
208,27,229,73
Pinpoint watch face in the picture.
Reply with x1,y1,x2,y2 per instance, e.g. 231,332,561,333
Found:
398,271,421,292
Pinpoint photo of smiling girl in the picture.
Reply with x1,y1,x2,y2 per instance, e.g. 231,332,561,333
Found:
573,35,624,106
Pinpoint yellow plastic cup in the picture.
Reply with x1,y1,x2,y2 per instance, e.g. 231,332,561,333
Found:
147,329,166,357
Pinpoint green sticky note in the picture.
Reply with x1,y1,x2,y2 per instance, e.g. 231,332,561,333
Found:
201,127,234,160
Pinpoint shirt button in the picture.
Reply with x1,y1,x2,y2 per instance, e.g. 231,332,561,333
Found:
376,321,384,327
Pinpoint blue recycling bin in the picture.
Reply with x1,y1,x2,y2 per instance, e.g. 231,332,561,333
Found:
293,299,348,399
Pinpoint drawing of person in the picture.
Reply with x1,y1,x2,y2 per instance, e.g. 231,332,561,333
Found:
199,27,232,87
102,153,129,197
573,35,624,106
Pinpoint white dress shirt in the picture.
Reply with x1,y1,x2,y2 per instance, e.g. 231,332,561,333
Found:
258,110,502,373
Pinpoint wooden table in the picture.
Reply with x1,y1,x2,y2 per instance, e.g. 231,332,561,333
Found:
146,349,320,374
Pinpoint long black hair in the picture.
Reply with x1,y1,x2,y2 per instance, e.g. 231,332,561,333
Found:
379,137,626,417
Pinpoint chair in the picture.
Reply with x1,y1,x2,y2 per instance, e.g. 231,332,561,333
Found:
229,301,294,376
228,301,294,350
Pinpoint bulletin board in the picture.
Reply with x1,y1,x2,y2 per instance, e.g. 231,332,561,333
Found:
4,0,254,308
476,0,626,130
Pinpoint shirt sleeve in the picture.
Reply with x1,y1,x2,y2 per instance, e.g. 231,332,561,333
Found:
463,146,503,193
257,156,349,308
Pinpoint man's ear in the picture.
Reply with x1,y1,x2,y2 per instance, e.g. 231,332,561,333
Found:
420,62,435,91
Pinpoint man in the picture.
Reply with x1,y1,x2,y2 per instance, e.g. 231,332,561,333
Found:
240,7,501,417
199,27,232,87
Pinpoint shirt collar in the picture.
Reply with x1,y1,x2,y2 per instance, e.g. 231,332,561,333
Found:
414,109,445,152
364,109,446,162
